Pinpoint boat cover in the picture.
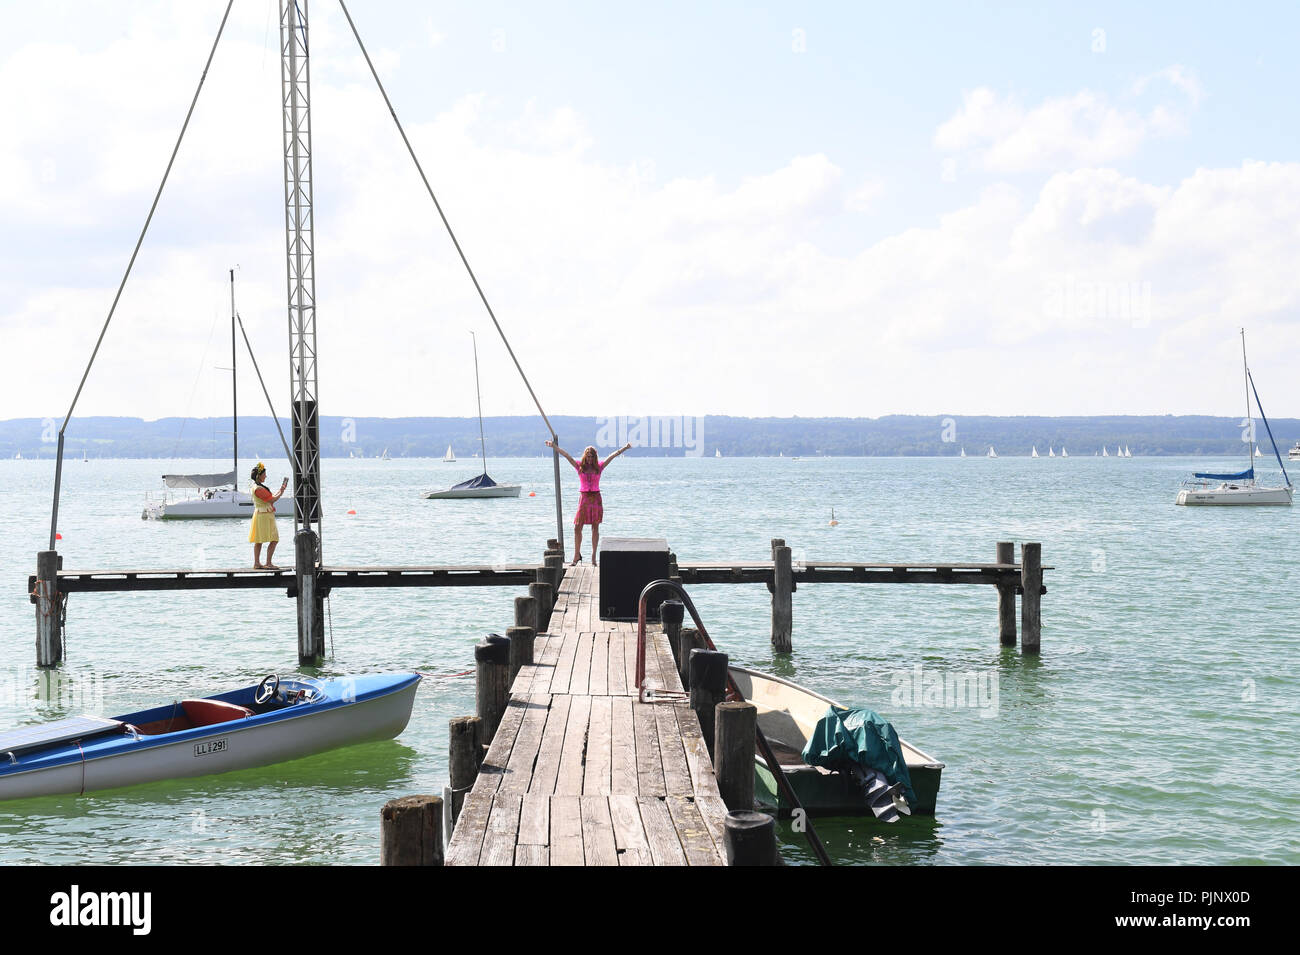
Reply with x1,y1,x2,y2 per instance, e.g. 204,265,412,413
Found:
1192,468,1253,480
163,470,236,489
801,705,917,806
450,473,498,490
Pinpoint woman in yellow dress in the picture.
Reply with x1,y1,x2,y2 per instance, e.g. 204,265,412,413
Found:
248,463,289,569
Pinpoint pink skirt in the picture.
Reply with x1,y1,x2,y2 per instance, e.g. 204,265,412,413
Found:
575,491,603,526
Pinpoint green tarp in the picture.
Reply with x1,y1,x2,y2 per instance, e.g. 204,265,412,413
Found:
800,705,917,807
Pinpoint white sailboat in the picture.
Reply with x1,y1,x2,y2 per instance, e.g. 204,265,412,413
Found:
423,332,521,500
143,270,257,520
1031,446,1039,458
1102,446,1109,457
715,448,722,458
959,447,966,457
1124,445,1132,457
1176,330,1292,506
381,448,391,461
1254,444,1262,458
1061,447,1068,457
1048,447,1055,457
443,444,455,462
987,447,997,458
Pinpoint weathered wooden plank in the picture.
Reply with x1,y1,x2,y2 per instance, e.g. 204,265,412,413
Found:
517,792,550,846
568,632,595,696
653,699,695,796
549,796,585,866
637,797,687,866
623,630,638,696
549,629,580,694
478,793,523,866
583,696,613,796
608,793,652,866
589,631,610,696
555,694,592,796
528,693,572,795
499,693,551,795
665,795,723,866
444,785,493,866
474,691,530,796
579,795,620,866
514,844,550,866
607,629,627,696
694,790,731,852
610,696,638,795
632,702,666,798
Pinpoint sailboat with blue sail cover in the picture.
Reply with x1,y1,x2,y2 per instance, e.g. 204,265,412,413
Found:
1176,330,1293,506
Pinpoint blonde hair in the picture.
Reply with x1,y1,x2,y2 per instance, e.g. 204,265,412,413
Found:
579,446,599,472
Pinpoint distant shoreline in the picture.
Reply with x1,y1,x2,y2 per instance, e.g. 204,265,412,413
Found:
3,412,1296,460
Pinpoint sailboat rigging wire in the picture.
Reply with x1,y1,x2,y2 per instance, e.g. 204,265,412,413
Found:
47,0,236,550
236,312,295,466
335,0,556,440
1248,370,1292,487
167,304,224,462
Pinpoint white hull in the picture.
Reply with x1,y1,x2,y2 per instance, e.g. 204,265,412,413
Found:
143,488,255,519
0,682,418,800
1176,484,1293,506
422,484,521,500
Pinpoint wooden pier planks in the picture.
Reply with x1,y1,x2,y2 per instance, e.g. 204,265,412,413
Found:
445,563,726,866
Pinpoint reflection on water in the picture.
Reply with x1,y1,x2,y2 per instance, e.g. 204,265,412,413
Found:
778,813,945,866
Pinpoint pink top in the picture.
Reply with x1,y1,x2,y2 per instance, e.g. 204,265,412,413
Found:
575,460,605,493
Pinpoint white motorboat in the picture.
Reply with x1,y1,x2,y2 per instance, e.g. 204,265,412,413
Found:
1289,442,1300,461
423,331,521,500
1176,330,1292,506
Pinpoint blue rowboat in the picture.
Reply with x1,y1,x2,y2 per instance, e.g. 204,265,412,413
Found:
0,673,421,800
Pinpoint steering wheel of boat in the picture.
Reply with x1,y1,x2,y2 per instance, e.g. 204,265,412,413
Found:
254,674,280,706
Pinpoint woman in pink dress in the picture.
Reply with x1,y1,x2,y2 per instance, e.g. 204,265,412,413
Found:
546,440,632,566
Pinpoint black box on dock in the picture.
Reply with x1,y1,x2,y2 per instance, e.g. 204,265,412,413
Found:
598,537,671,621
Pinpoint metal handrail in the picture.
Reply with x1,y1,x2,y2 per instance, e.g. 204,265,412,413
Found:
634,578,833,866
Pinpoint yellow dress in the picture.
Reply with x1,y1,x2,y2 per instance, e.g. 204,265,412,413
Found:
248,483,280,544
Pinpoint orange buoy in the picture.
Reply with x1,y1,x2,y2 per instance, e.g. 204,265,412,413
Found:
346,508,357,516
828,507,839,527
529,491,536,497
55,532,63,540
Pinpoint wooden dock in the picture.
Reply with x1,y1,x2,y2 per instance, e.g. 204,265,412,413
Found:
35,564,540,594
444,562,731,866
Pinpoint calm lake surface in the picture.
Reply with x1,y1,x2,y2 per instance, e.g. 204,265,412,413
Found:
1,454,1296,865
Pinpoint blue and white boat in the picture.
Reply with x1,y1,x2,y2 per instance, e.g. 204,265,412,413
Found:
0,673,420,800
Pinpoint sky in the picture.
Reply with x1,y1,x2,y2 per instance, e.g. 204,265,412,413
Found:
1,1,1298,423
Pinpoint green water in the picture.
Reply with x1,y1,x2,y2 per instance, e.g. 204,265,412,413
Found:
1,455,1296,865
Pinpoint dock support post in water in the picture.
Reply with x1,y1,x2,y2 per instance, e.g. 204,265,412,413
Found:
294,529,325,665
34,550,63,668
475,633,511,744
661,599,685,669
714,701,757,811
506,625,535,685
447,716,481,827
724,810,780,866
380,794,444,866
1021,542,1042,654
514,594,538,634
677,627,700,688
544,553,564,597
997,540,1017,646
530,580,553,632
689,649,728,760
770,538,793,653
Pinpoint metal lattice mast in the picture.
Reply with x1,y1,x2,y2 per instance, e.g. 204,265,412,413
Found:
279,0,321,541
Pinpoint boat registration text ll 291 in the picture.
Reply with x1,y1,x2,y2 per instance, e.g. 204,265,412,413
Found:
194,739,228,757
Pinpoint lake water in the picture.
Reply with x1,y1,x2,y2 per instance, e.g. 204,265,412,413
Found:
1,454,1296,865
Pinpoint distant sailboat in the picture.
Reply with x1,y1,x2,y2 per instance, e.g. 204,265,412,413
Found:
1048,447,1055,457
960,447,966,457
987,447,997,458
82,450,89,463
1061,447,1068,457
1254,444,1262,458
1031,446,1039,458
715,448,722,458
381,448,391,461
443,444,455,463
1125,445,1132,457
1102,447,1109,457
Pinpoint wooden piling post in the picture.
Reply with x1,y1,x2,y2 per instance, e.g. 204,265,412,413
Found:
34,550,62,668
514,594,538,634
714,701,757,811
771,538,793,654
544,553,564,596
689,649,728,760
448,716,481,826
678,627,700,688
380,794,444,866
530,581,553,631
475,634,511,743
997,541,1017,647
661,599,685,668
723,810,780,866
507,625,535,685
1021,542,1042,654
294,529,325,665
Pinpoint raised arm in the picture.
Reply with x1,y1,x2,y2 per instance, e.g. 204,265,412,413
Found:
546,439,578,467
601,443,633,467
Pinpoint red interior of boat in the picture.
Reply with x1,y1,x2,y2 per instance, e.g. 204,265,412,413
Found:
131,699,254,735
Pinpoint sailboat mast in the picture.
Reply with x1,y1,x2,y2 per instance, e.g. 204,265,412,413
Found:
1242,328,1251,476
472,331,488,474
230,267,238,479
